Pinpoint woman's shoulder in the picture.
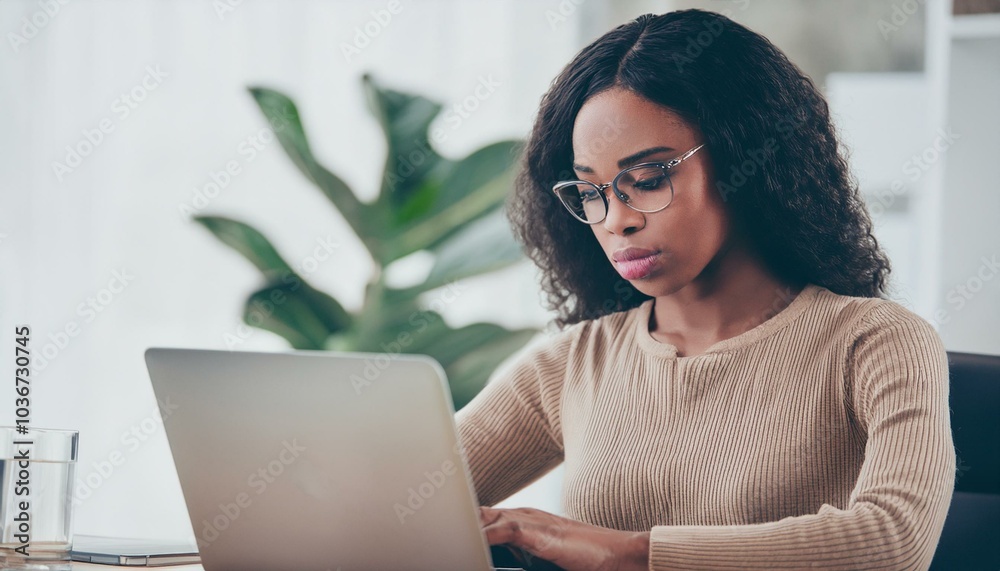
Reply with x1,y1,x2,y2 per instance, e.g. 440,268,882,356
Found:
808,284,946,361
811,284,939,334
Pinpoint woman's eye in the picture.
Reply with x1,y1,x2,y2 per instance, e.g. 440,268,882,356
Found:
633,176,667,191
579,189,600,202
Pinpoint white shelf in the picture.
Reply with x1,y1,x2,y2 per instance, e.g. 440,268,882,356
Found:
950,12,1000,38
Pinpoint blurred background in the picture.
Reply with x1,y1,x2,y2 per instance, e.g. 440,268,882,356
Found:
1,0,998,542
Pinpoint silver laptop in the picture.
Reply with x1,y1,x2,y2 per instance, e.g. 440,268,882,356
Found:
144,347,525,571
70,534,200,566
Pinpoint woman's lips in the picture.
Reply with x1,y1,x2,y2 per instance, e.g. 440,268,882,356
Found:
614,252,661,280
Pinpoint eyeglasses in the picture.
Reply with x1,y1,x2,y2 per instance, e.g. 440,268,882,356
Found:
552,143,705,224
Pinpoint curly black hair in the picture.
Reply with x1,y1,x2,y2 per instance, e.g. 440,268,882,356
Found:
505,9,892,330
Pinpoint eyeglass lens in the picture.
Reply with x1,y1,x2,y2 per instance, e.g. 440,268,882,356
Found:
554,164,673,222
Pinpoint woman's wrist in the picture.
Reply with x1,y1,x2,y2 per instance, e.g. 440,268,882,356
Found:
617,531,651,571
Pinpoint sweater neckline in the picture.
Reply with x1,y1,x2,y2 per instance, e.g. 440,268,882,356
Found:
633,283,821,359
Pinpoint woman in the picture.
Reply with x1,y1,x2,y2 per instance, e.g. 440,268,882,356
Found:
456,8,956,571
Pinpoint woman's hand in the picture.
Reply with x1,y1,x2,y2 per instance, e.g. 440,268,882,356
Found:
479,506,650,571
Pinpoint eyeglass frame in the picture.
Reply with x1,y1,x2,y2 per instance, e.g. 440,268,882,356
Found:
551,142,706,224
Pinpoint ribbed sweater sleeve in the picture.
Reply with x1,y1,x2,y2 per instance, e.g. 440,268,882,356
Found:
454,327,576,507
647,303,956,570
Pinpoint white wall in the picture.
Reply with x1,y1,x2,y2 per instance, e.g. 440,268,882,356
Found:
938,30,1000,355
825,73,930,312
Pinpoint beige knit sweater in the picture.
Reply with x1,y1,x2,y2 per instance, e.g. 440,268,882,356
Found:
455,283,955,570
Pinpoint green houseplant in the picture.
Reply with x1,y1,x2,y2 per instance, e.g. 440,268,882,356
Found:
193,73,538,410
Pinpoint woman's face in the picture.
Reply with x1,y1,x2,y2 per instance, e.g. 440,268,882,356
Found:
570,86,732,297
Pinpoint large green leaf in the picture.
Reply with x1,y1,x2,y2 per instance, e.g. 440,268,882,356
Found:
421,209,523,292
438,326,538,410
425,140,521,219
346,309,537,410
333,305,455,374
247,87,381,256
391,140,520,230
194,216,293,279
386,168,514,262
391,173,444,227
385,140,522,261
361,73,445,207
243,277,353,350
196,75,541,414
416,322,517,369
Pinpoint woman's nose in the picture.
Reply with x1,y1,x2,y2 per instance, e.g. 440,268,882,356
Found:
602,190,645,235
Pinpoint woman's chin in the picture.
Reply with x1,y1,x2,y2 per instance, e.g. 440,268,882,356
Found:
624,272,670,298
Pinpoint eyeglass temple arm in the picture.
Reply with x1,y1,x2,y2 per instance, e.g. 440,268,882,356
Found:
665,143,705,169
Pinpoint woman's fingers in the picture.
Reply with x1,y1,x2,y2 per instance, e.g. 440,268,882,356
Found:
480,507,527,546
477,506,639,571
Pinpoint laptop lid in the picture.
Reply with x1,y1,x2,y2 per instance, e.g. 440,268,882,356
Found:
144,347,497,571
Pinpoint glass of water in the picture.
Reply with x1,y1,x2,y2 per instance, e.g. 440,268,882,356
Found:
0,427,78,571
